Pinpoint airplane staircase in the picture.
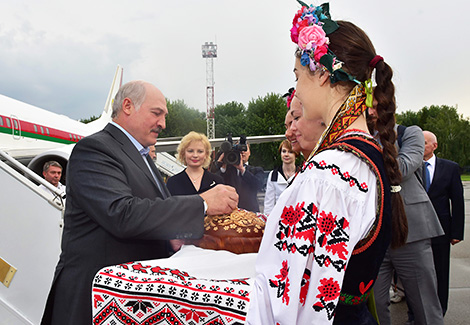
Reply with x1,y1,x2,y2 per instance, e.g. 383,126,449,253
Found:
0,149,64,324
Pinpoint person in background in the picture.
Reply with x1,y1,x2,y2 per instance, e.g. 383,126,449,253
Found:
148,144,157,162
166,131,225,252
264,139,298,215
369,107,444,325
167,131,224,195
217,141,265,212
285,96,325,159
423,130,465,317
38,161,66,198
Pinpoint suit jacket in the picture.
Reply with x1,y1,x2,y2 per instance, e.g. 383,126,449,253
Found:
397,125,444,243
219,164,264,212
427,157,465,241
42,123,205,324
166,169,224,195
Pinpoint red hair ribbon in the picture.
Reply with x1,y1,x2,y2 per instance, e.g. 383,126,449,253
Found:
369,55,383,68
287,89,296,109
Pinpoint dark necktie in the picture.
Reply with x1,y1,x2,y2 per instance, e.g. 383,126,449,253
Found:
424,161,431,192
140,150,168,198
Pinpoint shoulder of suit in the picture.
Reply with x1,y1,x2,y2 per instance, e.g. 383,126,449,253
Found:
403,124,422,135
438,157,460,168
247,165,264,173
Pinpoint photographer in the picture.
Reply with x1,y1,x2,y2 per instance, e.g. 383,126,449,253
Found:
216,139,264,212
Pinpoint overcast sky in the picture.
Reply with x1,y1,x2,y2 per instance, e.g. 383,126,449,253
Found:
1,0,469,122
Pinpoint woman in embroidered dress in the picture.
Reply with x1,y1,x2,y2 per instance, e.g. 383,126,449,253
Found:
246,3,407,324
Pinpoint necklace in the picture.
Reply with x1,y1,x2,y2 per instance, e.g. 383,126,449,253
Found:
187,170,204,183
283,166,295,180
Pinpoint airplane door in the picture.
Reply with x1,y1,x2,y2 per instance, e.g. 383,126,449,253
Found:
11,115,21,139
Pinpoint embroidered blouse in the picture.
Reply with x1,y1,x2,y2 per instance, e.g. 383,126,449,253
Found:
247,144,378,324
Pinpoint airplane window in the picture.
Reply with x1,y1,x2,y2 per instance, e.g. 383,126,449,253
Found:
46,128,50,135
6,118,11,128
0,116,3,126
69,134,72,140
13,119,18,129
73,134,76,141
40,126,44,134
34,125,38,133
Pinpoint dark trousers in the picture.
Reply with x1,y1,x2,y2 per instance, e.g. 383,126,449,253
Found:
432,236,451,316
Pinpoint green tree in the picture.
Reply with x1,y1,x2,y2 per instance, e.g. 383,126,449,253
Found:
245,93,288,169
159,99,206,138
214,101,247,138
396,105,470,167
80,115,99,123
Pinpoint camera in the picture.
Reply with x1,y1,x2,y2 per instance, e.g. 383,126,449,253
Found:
219,134,247,166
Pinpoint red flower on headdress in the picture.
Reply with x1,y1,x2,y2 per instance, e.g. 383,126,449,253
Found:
290,8,306,43
314,45,328,63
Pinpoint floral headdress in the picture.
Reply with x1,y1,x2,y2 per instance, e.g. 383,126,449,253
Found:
291,1,359,84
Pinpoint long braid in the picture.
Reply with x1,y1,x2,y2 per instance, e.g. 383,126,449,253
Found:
374,61,408,248
328,21,408,248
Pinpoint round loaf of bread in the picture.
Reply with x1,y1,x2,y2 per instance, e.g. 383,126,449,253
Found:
189,209,266,254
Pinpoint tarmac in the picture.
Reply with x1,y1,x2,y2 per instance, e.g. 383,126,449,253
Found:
258,181,470,324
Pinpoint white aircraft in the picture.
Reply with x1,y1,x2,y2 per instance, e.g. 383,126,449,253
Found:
0,66,286,181
0,65,123,180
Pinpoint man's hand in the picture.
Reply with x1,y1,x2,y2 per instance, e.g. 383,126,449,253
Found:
200,184,238,215
217,153,227,171
235,156,245,173
451,239,461,245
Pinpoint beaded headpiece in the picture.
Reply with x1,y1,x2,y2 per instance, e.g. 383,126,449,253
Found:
291,1,359,84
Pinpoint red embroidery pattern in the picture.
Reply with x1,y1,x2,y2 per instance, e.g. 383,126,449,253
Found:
301,159,369,193
313,277,341,320
314,210,350,271
299,268,311,306
92,262,250,325
328,138,385,255
275,202,317,256
268,260,291,305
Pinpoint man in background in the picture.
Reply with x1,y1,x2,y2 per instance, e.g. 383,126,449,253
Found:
368,106,444,325
216,142,264,212
149,144,157,162
423,130,465,316
38,161,66,198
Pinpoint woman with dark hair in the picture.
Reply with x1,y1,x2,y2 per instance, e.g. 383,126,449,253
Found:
264,139,298,215
247,3,407,324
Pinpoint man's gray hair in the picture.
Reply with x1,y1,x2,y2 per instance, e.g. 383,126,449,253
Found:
111,80,147,118
43,160,62,173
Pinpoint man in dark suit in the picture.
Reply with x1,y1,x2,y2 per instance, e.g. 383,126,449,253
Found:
216,142,265,212
423,130,465,316
41,80,238,324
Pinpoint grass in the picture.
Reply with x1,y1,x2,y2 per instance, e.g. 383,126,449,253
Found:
461,174,470,181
